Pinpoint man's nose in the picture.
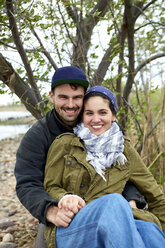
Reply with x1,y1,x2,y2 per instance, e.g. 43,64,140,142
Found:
67,98,74,108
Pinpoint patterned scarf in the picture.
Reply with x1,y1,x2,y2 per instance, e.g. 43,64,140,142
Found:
73,121,127,181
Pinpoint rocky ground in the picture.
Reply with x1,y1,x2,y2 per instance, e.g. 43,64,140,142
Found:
0,136,38,248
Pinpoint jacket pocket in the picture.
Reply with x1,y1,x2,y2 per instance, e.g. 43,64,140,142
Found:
105,163,130,193
62,155,83,194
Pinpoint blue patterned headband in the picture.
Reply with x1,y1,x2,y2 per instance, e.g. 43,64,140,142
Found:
85,85,117,113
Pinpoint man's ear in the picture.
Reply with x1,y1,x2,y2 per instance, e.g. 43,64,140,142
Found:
49,91,54,103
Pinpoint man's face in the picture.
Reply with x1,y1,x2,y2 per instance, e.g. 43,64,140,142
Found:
49,84,84,126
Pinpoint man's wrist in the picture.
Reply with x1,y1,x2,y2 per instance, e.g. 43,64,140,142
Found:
46,205,58,224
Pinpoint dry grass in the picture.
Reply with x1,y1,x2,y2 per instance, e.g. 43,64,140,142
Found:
0,104,27,112
125,111,165,193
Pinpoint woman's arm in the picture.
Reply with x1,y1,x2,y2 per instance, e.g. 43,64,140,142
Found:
125,140,165,232
44,136,70,202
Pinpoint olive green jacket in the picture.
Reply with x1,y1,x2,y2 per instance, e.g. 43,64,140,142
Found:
44,133,165,247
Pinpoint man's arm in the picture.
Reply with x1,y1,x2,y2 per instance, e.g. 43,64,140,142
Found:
14,121,57,225
46,205,75,227
123,181,146,209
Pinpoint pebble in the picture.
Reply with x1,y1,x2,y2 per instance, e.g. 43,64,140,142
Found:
0,220,14,230
0,243,16,248
2,234,14,242
0,137,38,247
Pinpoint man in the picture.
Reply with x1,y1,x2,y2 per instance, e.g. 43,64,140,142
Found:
14,66,145,247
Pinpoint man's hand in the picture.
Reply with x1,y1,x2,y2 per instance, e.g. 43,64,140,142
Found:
46,205,75,227
129,200,137,208
58,195,86,214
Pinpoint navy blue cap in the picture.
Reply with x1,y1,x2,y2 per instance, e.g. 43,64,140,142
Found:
51,66,89,90
85,85,117,113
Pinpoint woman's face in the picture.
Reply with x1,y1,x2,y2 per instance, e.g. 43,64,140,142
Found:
82,96,116,136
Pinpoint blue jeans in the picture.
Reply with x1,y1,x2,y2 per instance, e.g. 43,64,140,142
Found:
56,193,165,248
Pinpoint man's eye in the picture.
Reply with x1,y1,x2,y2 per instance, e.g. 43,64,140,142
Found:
59,96,67,99
75,96,83,99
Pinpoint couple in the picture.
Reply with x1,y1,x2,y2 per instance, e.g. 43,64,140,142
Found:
14,66,165,247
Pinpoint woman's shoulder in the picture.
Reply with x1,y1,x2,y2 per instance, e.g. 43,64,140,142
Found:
51,132,81,146
47,133,79,156
56,132,76,141
123,136,142,162
123,137,135,154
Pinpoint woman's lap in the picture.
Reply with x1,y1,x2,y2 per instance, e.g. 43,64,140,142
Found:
56,194,165,248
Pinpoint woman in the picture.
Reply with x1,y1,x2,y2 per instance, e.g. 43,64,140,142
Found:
44,86,165,248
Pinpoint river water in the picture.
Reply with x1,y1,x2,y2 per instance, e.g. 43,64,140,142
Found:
0,111,32,141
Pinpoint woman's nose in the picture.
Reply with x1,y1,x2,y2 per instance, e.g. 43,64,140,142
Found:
92,114,100,122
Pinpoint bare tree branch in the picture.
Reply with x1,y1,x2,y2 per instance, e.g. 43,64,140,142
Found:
116,10,127,107
48,0,64,65
61,0,77,23
148,151,164,169
72,0,111,68
5,0,43,104
135,22,165,32
136,0,157,19
92,3,127,92
123,98,144,137
137,116,165,154
57,2,77,47
133,2,161,36
135,53,165,77
146,116,165,139
90,0,110,18
123,0,135,103
92,44,115,85
30,28,58,70
0,41,16,50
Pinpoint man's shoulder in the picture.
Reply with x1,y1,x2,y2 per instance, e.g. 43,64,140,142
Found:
26,110,54,134
19,112,52,146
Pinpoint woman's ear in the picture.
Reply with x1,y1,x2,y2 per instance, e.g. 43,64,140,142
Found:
112,115,117,122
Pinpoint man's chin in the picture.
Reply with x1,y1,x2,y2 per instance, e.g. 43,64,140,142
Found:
62,116,78,126
65,118,77,123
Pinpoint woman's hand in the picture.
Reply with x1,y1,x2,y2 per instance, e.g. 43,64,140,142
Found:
58,195,86,214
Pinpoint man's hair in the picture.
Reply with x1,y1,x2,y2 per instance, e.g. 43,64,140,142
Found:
52,83,85,94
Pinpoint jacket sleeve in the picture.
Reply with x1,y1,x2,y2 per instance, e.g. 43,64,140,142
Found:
125,140,165,232
14,121,58,225
44,135,73,202
122,181,146,209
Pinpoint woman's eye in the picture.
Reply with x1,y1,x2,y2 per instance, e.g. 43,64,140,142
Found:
86,112,92,115
100,111,107,115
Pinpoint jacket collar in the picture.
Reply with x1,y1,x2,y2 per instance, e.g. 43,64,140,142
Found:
46,109,73,138
53,110,73,131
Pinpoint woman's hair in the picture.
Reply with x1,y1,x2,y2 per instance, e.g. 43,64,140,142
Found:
83,91,116,115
